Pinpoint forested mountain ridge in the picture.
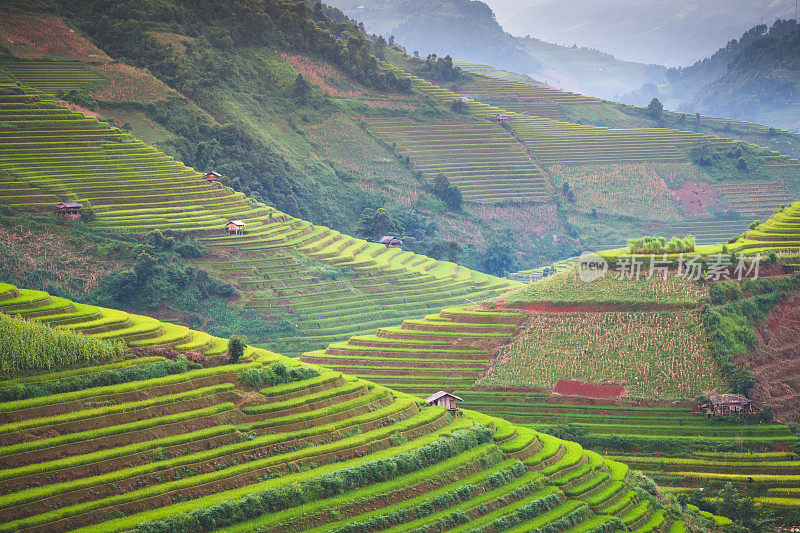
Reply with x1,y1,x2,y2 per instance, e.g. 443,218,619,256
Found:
625,19,800,132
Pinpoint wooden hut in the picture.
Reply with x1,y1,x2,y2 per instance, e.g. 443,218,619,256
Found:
205,171,221,182
700,394,754,417
55,202,83,220
496,114,510,123
425,391,463,416
379,235,403,248
225,220,246,235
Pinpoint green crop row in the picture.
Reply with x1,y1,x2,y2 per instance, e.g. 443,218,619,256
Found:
1,395,418,486
0,398,432,511
542,442,585,477
565,473,609,498
447,488,562,533
0,402,234,459
0,362,257,414
621,500,650,525
385,473,552,533
243,382,365,414
500,427,539,453
504,501,589,533
258,371,342,397
0,357,163,387
0,357,195,402
240,386,393,430
242,444,506,533
315,460,533,533
0,383,233,435
0,407,457,530
95,420,483,533
609,455,800,474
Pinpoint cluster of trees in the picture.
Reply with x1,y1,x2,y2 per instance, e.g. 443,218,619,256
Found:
627,235,695,254
91,229,236,312
689,142,752,172
355,208,404,241
53,0,410,94
431,175,463,211
415,54,464,82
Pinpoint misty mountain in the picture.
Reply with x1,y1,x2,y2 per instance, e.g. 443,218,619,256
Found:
323,0,541,74
692,21,800,129
621,20,800,131
484,0,796,67
324,0,665,100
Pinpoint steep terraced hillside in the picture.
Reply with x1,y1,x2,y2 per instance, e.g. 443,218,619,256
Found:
0,78,518,354
0,282,712,533
365,116,552,203
304,264,800,517
447,75,602,120
408,75,739,165
733,200,800,252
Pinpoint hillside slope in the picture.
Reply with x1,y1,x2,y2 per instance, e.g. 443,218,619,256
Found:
0,281,715,533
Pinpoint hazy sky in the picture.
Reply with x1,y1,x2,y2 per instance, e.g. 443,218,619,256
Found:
480,0,797,65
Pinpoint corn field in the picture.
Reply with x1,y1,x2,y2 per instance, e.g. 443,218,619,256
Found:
504,267,709,305
478,311,727,399
0,314,124,376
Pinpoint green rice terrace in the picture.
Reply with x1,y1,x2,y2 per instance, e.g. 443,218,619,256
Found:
0,77,519,355
364,116,552,203
0,281,719,533
302,265,800,518
0,57,103,96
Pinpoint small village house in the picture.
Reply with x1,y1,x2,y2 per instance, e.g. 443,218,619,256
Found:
698,394,755,417
205,171,221,182
55,202,83,220
496,114,509,123
379,235,403,248
225,220,246,235
425,391,463,417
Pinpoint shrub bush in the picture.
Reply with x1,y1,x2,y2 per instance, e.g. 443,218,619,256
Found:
239,362,319,388
628,235,695,254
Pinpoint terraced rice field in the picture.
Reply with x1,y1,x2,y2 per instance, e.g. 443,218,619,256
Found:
303,273,800,514
0,283,679,533
0,283,239,357
0,77,519,355
365,116,552,203
0,57,103,96
715,180,794,218
508,257,580,283
301,306,527,395
643,219,753,246
405,74,799,167
453,76,601,116
735,200,800,252
466,397,800,506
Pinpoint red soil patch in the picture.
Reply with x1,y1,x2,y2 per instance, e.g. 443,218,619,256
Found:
281,53,361,97
554,380,625,399
671,181,718,217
